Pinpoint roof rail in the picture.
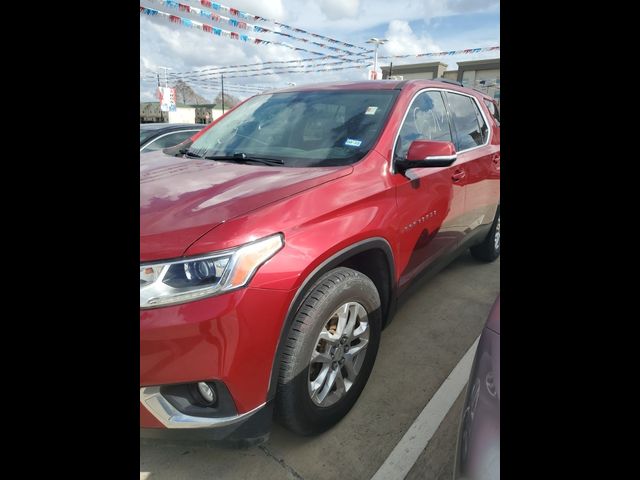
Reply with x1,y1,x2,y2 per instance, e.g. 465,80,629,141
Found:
433,78,464,87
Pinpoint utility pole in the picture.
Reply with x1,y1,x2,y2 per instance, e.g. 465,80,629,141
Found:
221,73,225,114
159,67,171,122
388,62,393,79
159,66,171,87
156,74,161,122
366,38,387,79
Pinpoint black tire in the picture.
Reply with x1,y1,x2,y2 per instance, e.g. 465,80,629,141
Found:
275,267,381,435
470,207,500,262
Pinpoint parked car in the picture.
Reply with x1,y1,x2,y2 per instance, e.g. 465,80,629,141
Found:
454,295,500,480
140,123,204,153
140,79,501,442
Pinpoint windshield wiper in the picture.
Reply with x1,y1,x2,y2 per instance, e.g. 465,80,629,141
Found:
204,152,284,166
179,149,203,158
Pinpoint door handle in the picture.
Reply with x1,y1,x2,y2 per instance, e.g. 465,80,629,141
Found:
452,169,466,181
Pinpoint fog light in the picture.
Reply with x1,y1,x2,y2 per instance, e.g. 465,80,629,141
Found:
197,382,216,405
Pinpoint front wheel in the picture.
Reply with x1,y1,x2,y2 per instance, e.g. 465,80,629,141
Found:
275,267,381,435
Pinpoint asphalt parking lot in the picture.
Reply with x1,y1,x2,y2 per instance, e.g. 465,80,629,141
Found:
140,251,500,480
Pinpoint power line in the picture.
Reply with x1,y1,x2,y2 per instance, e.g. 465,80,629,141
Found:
159,53,359,76
140,72,274,90
168,79,277,92
141,58,373,82
140,58,369,81
173,63,368,80
143,45,500,82
140,76,272,93
142,62,368,83
165,58,368,79
377,46,500,60
150,45,500,80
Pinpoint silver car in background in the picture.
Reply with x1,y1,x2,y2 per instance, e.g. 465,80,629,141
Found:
454,295,500,480
140,123,204,153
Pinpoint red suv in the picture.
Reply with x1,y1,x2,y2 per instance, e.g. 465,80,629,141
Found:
140,79,500,441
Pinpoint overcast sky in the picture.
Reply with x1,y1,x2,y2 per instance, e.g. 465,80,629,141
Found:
140,0,500,102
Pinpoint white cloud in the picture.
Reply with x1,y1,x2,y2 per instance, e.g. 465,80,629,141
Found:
317,0,360,20
382,20,441,56
140,90,156,102
449,0,499,12
283,0,497,33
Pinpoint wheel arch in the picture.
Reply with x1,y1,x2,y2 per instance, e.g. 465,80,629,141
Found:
266,237,397,402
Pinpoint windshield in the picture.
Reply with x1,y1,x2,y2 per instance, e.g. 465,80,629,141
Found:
188,90,398,167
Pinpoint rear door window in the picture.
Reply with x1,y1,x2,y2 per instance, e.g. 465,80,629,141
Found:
446,93,487,151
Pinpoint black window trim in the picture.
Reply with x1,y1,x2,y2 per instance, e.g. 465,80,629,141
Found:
390,87,492,174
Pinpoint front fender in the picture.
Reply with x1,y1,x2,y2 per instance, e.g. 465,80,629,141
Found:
263,236,396,401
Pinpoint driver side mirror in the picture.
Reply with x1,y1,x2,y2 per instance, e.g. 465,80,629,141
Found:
395,140,457,173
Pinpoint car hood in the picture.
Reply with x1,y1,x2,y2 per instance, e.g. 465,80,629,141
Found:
140,152,353,261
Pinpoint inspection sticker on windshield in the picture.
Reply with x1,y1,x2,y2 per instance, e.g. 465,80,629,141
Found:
365,106,378,115
344,138,363,147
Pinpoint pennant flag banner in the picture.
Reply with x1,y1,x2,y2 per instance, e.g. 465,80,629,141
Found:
167,58,367,79
162,44,500,80
140,6,499,81
146,0,370,58
163,61,365,82
378,46,500,60
196,0,370,52
140,7,358,60
184,64,368,80
161,53,360,76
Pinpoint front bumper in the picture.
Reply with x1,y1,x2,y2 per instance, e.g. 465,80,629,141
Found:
140,286,294,432
140,400,275,443
140,386,266,429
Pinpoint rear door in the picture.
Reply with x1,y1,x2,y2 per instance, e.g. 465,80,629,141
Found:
444,91,499,244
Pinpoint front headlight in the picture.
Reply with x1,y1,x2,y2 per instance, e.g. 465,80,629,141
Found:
140,233,284,308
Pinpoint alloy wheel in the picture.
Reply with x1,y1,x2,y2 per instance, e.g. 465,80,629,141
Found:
308,302,370,407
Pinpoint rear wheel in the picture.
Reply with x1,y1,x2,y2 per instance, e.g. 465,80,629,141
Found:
470,207,500,262
275,267,381,435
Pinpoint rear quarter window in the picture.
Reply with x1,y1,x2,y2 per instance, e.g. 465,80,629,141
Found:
484,99,500,125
